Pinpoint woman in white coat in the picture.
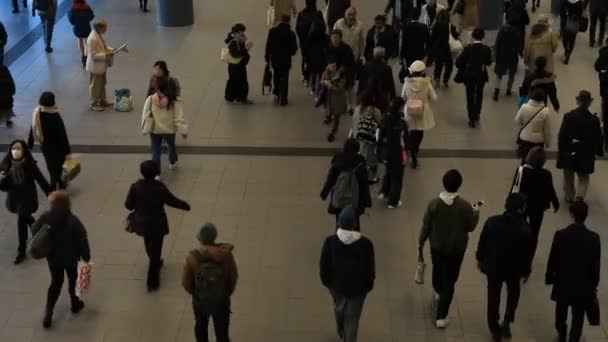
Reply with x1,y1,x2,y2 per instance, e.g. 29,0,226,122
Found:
515,88,552,161
86,20,114,111
401,60,437,169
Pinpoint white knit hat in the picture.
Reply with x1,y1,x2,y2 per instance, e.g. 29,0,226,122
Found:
409,60,426,73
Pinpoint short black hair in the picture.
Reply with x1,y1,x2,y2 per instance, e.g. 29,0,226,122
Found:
570,200,589,223
505,192,526,212
442,169,463,193
39,91,56,107
530,87,546,102
231,23,246,33
472,28,485,40
140,160,160,179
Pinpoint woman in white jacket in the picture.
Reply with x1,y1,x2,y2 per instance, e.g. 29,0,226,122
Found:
401,60,437,169
515,88,552,161
142,78,188,173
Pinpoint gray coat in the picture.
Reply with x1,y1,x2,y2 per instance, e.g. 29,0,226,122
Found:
478,0,504,30
322,68,347,116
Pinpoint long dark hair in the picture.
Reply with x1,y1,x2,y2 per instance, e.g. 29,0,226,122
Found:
342,138,360,166
156,78,177,108
154,60,170,77
4,139,34,165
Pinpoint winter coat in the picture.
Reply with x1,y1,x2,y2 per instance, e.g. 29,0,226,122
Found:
32,209,91,265
0,154,50,215
226,37,251,67
357,58,396,99
589,0,608,15
125,179,190,236
479,0,504,30
67,2,94,38
322,67,348,116
182,243,239,296
476,212,532,278
518,166,559,212
265,22,299,71
325,0,351,32
364,25,399,60
142,95,188,136
455,42,492,84
429,22,452,62
86,30,113,75
515,100,552,146
327,42,354,69
0,66,15,110
296,6,325,45
270,0,296,26
306,31,330,73
419,193,480,256
401,76,438,131
320,230,375,298
333,18,365,60
546,224,601,305
320,152,372,214
28,107,71,165
556,107,603,174
594,46,608,97
524,24,559,73
494,24,522,75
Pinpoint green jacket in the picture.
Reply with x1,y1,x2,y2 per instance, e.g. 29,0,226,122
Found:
419,195,480,256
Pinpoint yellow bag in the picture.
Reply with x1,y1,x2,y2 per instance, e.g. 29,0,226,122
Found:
62,155,81,184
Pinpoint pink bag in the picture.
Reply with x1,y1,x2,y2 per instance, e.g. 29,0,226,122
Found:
406,98,424,116
76,262,93,298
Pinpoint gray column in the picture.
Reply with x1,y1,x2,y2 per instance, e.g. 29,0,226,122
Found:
156,0,194,27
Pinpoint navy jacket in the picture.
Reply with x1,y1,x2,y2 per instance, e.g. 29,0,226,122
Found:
67,2,94,38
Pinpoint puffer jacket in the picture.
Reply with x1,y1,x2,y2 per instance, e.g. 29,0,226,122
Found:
401,76,437,131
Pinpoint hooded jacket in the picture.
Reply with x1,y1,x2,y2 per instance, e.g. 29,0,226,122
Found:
182,243,239,296
524,23,559,73
320,228,375,298
419,192,480,255
401,76,437,131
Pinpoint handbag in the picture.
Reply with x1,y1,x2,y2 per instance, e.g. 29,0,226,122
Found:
414,248,426,284
448,25,463,56
125,211,136,234
29,224,52,259
62,155,81,185
566,17,579,33
262,63,273,95
267,6,275,27
0,172,11,192
114,88,133,112
220,47,243,64
142,111,155,135
406,97,424,116
586,292,600,326
76,262,93,298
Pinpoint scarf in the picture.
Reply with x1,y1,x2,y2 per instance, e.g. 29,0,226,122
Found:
9,158,25,186
31,105,59,144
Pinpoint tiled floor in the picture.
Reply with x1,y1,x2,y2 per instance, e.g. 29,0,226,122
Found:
1,0,608,341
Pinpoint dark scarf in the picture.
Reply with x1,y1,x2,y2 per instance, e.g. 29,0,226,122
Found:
9,158,25,185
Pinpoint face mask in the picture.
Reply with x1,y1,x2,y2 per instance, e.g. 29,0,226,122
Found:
11,149,23,160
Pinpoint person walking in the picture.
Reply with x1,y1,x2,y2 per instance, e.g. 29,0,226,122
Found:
142,78,188,173
320,138,372,228
428,9,454,88
378,97,409,208
270,0,297,27
557,91,604,202
326,0,351,33
321,58,348,142
364,15,398,62
476,193,532,341
420,0,445,28
589,0,608,47
67,0,94,68
401,60,438,169
0,140,50,264
455,28,492,128
28,92,71,190
296,0,325,87
31,191,91,329
520,56,561,111
561,0,585,64
385,0,413,32
350,92,383,182
401,7,430,71
265,15,298,106
33,0,58,53
147,61,181,98
594,41,608,151
224,23,254,105
524,15,559,74
11,0,27,13
125,160,191,291
182,223,238,342
493,18,523,101
506,0,530,51
306,17,330,96
515,88,553,160
0,21,6,65
418,169,480,329
358,47,396,101
546,201,601,342
515,147,560,268
0,65,16,127
320,205,375,342
86,20,115,111
334,7,365,115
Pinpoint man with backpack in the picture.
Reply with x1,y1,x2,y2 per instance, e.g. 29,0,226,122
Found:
32,0,57,53
182,223,238,342
320,205,375,342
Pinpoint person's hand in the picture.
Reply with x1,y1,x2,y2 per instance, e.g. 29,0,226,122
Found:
246,41,254,49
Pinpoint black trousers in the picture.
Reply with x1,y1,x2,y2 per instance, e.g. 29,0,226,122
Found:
547,87,561,111
272,68,290,105
43,152,66,190
486,275,521,334
143,234,164,287
409,130,424,160
465,81,485,123
193,300,231,342
46,261,79,312
590,13,607,45
381,160,405,206
562,30,578,59
433,57,453,83
431,249,464,320
17,214,34,255
0,46,4,66
602,96,608,150
555,301,585,342
526,208,544,268
225,64,249,102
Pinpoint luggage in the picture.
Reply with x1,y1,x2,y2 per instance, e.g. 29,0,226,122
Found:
29,224,51,259
114,88,133,112
62,155,81,185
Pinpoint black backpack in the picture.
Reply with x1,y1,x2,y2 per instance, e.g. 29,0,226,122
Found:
193,250,228,310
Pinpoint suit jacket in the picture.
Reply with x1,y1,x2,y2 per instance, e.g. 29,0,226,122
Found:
265,22,298,70
546,224,601,305
455,42,492,84
556,107,603,173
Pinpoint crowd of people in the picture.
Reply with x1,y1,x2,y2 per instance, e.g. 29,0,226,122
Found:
0,0,607,341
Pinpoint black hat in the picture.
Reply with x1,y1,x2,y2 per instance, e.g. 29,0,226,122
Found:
576,90,593,103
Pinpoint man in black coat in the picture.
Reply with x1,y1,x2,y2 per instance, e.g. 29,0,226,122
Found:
589,0,608,47
296,0,324,85
546,201,601,342
477,193,532,341
265,15,299,106
556,90,604,202
385,0,414,32
493,18,523,101
0,21,6,66
364,15,398,61
327,29,355,71
320,205,375,342
594,44,608,150
357,47,396,100
401,7,430,69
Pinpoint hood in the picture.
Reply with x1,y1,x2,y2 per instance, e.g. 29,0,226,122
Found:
439,191,459,205
531,23,548,36
72,2,91,10
198,243,235,262
337,228,362,245
38,105,59,114
405,76,431,93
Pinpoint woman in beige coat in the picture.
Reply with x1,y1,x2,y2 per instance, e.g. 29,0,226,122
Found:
524,15,559,73
270,0,296,26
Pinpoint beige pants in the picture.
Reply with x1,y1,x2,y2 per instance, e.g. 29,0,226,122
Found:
563,169,590,202
89,73,107,106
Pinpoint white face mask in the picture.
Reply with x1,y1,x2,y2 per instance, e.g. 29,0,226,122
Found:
11,149,23,160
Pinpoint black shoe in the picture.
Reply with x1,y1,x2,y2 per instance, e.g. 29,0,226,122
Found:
492,332,502,341
411,157,418,169
81,55,87,68
14,253,25,265
558,334,566,342
327,133,335,142
506,89,512,97
42,312,53,329
143,8,149,12
45,46,53,53
563,55,570,65
71,299,85,314
493,88,499,101
147,283,160,292
501,322,512,338
323,117,331,125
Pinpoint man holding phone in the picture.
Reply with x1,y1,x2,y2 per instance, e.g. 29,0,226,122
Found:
419,169,480,329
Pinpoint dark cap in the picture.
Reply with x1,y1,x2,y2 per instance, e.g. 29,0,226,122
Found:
576,90,593,103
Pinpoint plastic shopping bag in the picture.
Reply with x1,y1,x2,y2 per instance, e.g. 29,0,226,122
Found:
114,88,133,112
76,262,93,298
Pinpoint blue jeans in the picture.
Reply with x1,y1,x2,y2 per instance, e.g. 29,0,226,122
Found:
150,134,177,169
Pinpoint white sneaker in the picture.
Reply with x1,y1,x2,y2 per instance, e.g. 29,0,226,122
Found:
434,292,440,301
169,162,178,170
388,200,403,209
436,319,448,329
